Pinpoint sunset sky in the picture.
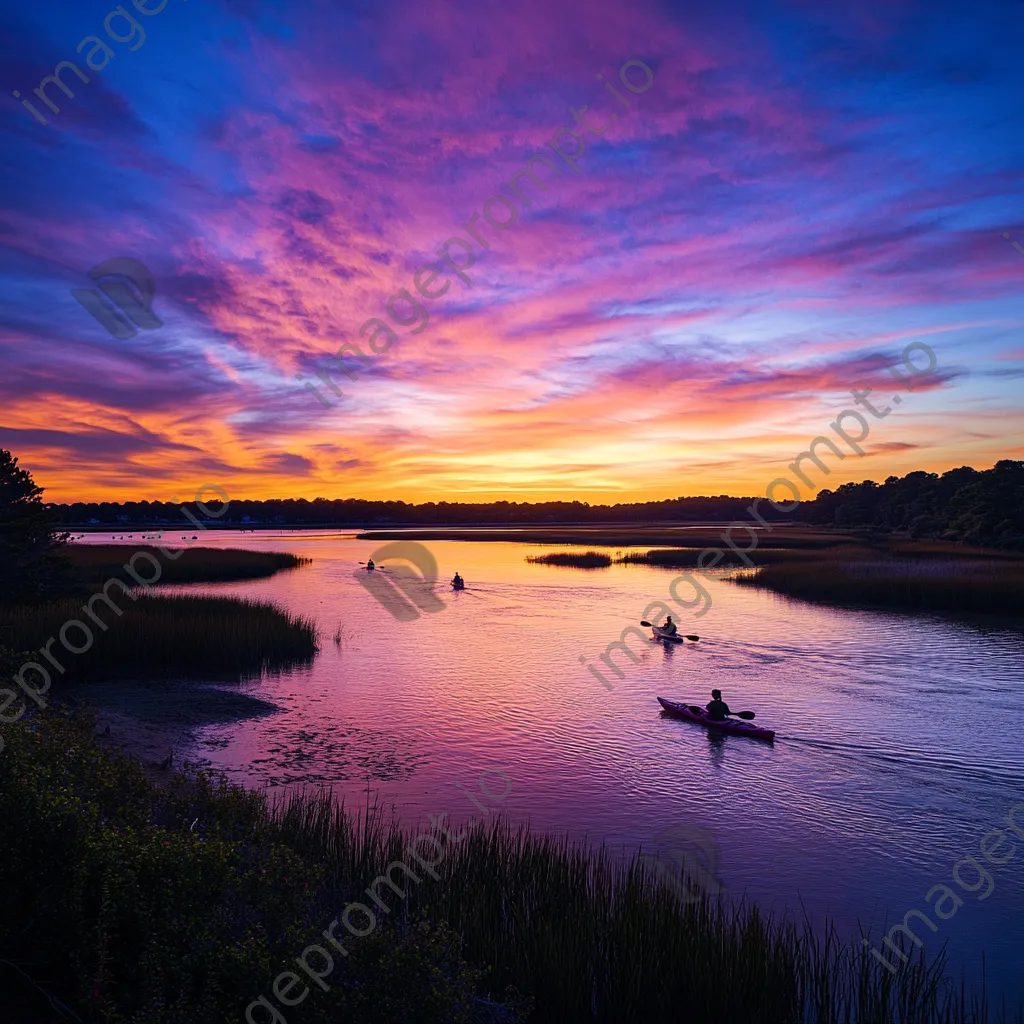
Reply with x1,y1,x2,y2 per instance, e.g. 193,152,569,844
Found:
1,0,1022,504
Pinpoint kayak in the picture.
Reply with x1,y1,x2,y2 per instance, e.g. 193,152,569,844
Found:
657,697,776,742
452,582,465,590
651,626,684,644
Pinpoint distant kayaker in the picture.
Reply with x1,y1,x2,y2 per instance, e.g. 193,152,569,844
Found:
367,558,375,571
661,615,678,637
452,572,464,588
706,689,732,721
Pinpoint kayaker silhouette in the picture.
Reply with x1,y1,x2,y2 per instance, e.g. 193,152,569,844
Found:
706,689,731,722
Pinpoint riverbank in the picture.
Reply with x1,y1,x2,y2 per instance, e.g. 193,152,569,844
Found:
2,707,1016,1024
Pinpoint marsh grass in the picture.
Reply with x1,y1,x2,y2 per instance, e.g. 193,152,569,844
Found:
526,551,612,568
269,790,1016,1024
0,594,318,683
1,713,1016,1024
65,543,310,586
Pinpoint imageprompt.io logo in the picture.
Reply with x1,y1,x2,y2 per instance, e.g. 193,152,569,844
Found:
71,257,162,340
638,823,724,905
354,541,447,622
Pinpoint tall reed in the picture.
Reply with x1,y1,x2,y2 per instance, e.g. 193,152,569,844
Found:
266,790,1021,1024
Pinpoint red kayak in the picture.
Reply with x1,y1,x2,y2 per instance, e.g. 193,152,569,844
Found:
657,697,776,742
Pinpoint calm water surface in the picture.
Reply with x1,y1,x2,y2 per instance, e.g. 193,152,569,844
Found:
79,530,1024,999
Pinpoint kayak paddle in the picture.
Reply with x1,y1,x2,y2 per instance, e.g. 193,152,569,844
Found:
687,704,756,721
640,620,700,642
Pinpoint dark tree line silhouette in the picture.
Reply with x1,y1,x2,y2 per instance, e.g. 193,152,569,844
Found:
49,494,792,528
806,460,1024,549
40,459,1024,549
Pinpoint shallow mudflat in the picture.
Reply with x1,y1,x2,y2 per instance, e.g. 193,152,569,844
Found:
67,678,280,772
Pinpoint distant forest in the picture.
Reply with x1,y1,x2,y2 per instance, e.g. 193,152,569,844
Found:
51,460,1024,549
806,459,1024,549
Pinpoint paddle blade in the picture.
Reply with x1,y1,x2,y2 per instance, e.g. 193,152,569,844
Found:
684,635,700,642
734,710,756,720
639,620,653,627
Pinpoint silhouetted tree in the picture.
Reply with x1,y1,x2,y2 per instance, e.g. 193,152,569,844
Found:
0,449,70,604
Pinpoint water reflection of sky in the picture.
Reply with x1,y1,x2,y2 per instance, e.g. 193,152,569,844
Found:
76,531,1024,1002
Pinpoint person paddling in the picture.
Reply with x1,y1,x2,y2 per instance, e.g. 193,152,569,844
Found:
367,558,375,571
706,689,732,721
452,572,464,588
661,615,678,637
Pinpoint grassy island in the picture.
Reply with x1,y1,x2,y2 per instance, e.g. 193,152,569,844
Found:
526,551,613,568
66,543,310,587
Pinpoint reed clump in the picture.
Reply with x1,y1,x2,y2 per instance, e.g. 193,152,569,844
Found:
66,543,310,586
0,594,318,683
526,551,612,568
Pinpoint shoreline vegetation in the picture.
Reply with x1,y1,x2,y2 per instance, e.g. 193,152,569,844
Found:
0,594,318,684
3,711,1018,1024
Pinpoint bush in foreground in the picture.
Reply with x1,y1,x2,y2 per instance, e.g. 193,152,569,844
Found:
0,710,492,1024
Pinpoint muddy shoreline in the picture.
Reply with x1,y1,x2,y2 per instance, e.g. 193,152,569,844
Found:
62,679,279,782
